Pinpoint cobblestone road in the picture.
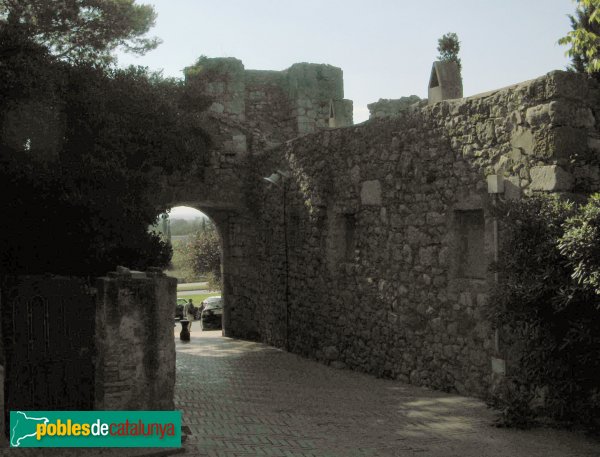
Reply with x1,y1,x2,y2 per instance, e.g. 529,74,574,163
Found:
175,326,600,457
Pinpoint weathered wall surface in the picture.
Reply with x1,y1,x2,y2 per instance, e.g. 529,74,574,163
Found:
155,59,600,399
185,58,353,143
226,70,600,397
157,58,357,344
94,268,177,410
155,59,355,212
367,95,423,119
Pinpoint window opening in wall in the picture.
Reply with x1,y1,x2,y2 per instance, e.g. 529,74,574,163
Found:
455,209,486,279
429,68,440,88
328,100,336,128
326,211,357,271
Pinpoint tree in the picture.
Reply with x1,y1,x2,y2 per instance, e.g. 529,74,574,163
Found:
182,224,221,281
488,194,600,428
0,0,160,63
0,28,210,275
559,0,600,78
437,32,461,73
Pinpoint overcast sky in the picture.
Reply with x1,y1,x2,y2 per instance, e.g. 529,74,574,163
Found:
118,0,575,123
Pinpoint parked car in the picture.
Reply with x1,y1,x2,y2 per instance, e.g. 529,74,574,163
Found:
175,298,188,320
200,296,223,330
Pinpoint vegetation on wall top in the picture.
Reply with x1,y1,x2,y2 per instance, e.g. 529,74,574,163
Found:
437,32,462,73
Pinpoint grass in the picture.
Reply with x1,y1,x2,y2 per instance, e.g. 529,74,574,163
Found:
177,292,221,304
176,283,210,292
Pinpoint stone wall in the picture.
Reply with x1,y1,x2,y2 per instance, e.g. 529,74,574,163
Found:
94,268,177,410
155,59,600,399
367,95,423,119
185,58,353,142
226,70,600,398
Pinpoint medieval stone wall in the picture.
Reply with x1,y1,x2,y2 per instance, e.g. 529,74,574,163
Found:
185,58,353,145
228,70,600,398
367,95,423,119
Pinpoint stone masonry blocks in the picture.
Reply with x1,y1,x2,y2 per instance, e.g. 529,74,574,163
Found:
529,165,574,191
242,70,600,401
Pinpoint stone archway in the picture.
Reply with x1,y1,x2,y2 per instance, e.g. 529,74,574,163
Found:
158,198,261,341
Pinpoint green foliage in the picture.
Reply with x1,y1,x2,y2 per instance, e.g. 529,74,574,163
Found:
176,292,220,305
167,240,202,283
489,194,600,429
437,32,462,73
184,56,240,78
559,194,600,294
0,0,160,64
181,222,221,281
205,271,221,291
559,0,600,78
0,30,209,276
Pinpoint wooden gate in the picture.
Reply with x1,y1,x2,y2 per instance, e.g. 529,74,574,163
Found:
1,276,96,424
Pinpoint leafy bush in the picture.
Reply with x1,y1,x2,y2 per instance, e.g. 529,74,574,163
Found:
0,30,209,276
182,223,221,281
489,194,600,429
560,194,600,294
205,271,222,291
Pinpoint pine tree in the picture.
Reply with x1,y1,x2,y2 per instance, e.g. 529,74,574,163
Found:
559,0,600,79
437,32,461,73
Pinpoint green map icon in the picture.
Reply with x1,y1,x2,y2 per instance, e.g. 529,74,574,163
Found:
10,411,49,447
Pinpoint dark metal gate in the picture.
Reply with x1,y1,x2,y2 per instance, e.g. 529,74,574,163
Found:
1,276,96,423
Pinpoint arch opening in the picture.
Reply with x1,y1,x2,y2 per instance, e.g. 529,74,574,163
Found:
152,205,224,332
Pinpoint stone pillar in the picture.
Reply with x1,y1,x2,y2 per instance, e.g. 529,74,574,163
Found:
94,267,177,410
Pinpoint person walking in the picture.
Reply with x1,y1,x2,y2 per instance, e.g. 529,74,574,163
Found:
186,299,196,331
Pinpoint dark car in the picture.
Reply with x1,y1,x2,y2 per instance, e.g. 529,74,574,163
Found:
200,296,223,330
175,298,188,320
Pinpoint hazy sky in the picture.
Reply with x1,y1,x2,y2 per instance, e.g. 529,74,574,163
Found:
118,0,575,123
169,206,207,220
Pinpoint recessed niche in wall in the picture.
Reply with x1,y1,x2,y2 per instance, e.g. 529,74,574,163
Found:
455,209,486,279
326,210,357,271
344,214,356,260
328,99,336,128
429,69,440,88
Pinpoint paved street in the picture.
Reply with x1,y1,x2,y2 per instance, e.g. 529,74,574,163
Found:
174,325,600,457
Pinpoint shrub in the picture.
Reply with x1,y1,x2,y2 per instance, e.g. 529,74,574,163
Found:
0,30,209,276
205,271,222,291
182,225,221,281
560,194,600,294
489,194,600,429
